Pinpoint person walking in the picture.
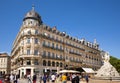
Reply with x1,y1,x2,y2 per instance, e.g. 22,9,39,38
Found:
4,74,10,83
0,79,2,83
33,74,37,83
27,74,31,83
10,74,14,83
14,74,18,83
51,74,56,83
39,74,42,83
55,74,61,83
85,74,89,83
71,74,76,83
75,74,80,83
61,73,67,83
43,74,47,83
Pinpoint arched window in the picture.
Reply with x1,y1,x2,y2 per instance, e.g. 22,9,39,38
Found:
60,62,63,67
43,60,46,66
56,62,59,67
48,61,51,66
52,61,55,67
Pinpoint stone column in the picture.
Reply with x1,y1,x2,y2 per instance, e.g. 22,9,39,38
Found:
20,68,25,78
31,68,34,77
31,59,34,65
24,68,26,76
20,69,22,78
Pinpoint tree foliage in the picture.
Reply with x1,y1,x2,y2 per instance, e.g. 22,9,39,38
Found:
110,56,120,73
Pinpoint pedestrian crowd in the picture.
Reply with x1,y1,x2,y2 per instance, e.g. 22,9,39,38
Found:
0,73,19,83
0,73,89,83
40,73,89,83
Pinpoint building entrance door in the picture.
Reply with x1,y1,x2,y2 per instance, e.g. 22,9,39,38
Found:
26,69,31,75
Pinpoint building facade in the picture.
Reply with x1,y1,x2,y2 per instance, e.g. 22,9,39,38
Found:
11,7,102,78
0,53,11,76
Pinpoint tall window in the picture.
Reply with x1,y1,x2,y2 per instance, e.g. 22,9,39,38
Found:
60,62,63,67
60,45,62,50
28,30,31,35
43,40,46,46
48,42,50,47
56,44,58,49
27,38,30,44
34,59,39,65
43,51,46,57
35,30,38,34
34,50,38,55
52,43,54,48
43,60,46,66
56,62,59,67
48,52,50,57
52,61,55,67
34,38,38,44
4,59,5,62
26,59,31,65
60,55,62,59
48,61,51,66
27,49,30,55
52,53,54,58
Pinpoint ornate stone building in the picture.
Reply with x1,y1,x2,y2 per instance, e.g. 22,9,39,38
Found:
0,53,11,75
11,7,102,78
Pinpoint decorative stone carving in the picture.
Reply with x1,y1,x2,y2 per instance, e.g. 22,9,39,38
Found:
95,51,120,78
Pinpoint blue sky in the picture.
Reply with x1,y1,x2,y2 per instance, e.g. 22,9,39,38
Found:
0,0,120,58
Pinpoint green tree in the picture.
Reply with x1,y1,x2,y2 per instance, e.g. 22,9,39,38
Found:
110,56,120,73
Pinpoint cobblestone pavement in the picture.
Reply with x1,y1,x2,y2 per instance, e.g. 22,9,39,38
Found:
19,78,120,83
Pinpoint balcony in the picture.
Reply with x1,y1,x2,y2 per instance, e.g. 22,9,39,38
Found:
41,34,63,44
19,55,40,58
69,51,82,56
42,55,64,61
42,44,64,52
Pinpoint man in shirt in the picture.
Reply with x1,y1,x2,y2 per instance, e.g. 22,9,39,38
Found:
51,74,56,83
61,73,67,83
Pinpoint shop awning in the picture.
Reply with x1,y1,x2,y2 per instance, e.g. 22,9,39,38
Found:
82,67,95,73
57,70,80,74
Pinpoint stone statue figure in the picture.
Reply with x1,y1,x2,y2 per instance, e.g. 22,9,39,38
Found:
95,51,120,78
102,51,110,63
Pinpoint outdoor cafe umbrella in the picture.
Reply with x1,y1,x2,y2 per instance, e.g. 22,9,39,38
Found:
57,70,80,73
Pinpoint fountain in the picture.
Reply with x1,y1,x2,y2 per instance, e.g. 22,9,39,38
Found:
95,51,120,80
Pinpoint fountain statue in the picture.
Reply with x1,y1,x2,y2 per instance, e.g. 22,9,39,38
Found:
95,51,120,80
